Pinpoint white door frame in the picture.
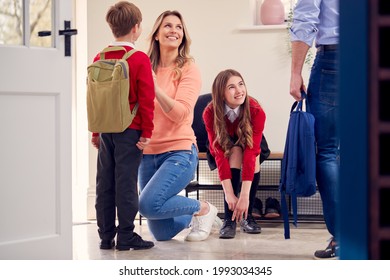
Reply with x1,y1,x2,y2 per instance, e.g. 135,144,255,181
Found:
72,0,98,222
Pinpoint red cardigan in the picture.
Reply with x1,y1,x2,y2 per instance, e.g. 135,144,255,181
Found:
203,97,266,181
91,45,155,138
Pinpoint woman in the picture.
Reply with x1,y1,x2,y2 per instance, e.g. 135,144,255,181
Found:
203,69,266,239
138,10,218,242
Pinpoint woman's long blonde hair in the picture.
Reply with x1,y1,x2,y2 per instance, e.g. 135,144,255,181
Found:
211,69,253,157
147,10,193,80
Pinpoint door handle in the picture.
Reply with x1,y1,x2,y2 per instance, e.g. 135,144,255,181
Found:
59,20,77,56
38,20,77,57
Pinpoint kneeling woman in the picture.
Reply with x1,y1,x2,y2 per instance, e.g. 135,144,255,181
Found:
203,69,266,239
138,10,217,242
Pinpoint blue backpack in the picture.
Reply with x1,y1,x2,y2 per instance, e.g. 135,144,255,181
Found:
279,92,316,239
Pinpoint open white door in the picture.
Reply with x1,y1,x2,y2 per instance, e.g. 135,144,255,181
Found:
0,0,74,259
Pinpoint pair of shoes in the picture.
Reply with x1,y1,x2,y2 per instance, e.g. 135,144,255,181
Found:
240,215,261,234
185,202,218,241
252,197,263,218
314,237,339,260
264,197,281,218
116,233,154,251
99,239,115,250
219,219,237,239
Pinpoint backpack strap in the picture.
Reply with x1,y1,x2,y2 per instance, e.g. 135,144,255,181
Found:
280,127,291,239
99,46,128,60
128,102,139,125
280,191,290,239
122,48,138,60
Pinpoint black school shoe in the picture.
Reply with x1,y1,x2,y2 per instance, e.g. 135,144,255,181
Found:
116,233,154,251
264,197,281,218
314,237,339,260
240,215,261,234
219,220,237,239
99,239,115,250
252,198,263,218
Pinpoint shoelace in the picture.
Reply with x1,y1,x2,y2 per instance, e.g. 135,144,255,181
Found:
326,237,338,250
190,216,201,231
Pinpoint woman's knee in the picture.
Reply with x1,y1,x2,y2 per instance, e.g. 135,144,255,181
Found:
147,221,174,241
151,231,172,241
139,195,156,218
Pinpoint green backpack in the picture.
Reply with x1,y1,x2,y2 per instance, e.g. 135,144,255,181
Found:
87,46,139,133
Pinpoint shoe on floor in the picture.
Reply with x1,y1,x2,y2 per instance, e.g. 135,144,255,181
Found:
205,214,223,232
116,233,154,251
99,239,115,250
185,202,218,242
264,197,281,218
213,215,223,228
252,197,263,218
219,219,237,239
314,237,339,260
240,215,261,234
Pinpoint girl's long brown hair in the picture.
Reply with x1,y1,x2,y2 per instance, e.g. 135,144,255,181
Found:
147,10,193,80
211,69,253,157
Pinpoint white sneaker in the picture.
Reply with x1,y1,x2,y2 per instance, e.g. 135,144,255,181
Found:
213,215,223,228
185,202,218,241
188,214,221,229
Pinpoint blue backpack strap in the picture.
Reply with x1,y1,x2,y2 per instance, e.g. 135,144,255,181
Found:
291,192,298,227
279,114,291,239
280,191,290,239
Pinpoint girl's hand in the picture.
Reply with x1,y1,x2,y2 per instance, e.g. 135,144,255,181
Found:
232,196,249,222
224,193,238,212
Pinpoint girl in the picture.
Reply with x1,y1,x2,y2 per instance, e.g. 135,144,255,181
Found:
203,69,266,239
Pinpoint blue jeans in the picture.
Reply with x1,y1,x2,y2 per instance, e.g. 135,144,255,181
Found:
307,47,339,238
138,144,200,241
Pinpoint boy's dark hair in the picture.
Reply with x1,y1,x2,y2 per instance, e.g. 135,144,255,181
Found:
106,1,142,38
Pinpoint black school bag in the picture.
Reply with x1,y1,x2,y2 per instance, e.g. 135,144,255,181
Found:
279,92,316,239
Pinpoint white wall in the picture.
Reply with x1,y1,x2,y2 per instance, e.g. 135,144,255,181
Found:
86,0,312,152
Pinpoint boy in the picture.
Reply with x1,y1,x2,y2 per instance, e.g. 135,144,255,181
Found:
91,1,155,250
